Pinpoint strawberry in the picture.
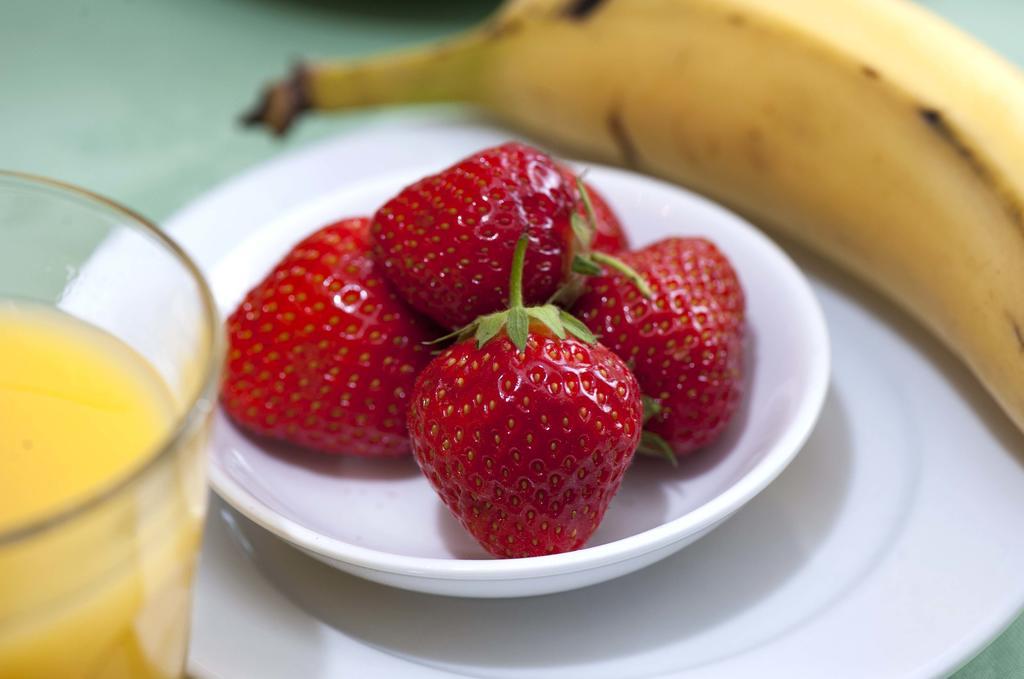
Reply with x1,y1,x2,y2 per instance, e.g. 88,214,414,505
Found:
221,217,438,457
408,235,643,557
573,237,745,458
370,142,575,329
371,142,627,330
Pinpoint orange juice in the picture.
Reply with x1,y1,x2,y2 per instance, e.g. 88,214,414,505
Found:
0,304,173,531
0,303,206,678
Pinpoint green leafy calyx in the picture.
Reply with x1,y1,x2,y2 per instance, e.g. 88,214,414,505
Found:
551,176,653,306
637,430,678,467
451,234,597,352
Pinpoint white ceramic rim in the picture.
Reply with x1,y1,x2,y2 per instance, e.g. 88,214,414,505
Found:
207,164,831,582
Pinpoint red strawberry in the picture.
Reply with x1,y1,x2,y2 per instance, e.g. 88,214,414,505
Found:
573,238,745,457
371,142,587,329
407,235,643,557
222,217,438,456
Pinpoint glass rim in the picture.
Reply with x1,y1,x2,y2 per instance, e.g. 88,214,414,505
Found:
0,169,222,546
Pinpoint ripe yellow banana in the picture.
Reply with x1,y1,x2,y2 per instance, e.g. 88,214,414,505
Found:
246,0,1024,434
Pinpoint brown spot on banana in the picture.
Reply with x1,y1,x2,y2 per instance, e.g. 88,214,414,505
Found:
861,65,880,80
564,0,608,20
743,127,770,173
485,17,523,39
1010,313,1024,353
728,13,747,27
606,103,640,167
918,107,1024,229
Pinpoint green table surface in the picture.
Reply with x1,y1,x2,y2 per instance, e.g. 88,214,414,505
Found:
2,0,1023,675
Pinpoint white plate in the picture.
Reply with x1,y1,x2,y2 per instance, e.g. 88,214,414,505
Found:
204,161,828,598
173,115,1024,676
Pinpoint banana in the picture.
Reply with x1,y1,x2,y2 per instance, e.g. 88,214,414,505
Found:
246,0,1024,434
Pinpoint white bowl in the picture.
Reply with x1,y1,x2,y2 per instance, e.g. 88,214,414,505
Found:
207,163,830,598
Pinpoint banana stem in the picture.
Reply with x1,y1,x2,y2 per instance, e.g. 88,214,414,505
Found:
244,30,489,134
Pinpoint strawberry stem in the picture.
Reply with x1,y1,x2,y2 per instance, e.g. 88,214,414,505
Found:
430,232,597,350
571,177,598,252
509,233,528,310
591,252,654,298
575,175,599,236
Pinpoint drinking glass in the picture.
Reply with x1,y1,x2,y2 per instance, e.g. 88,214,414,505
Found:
0,171,220,678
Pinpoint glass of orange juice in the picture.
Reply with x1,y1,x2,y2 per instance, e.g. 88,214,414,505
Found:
0,171,220,678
